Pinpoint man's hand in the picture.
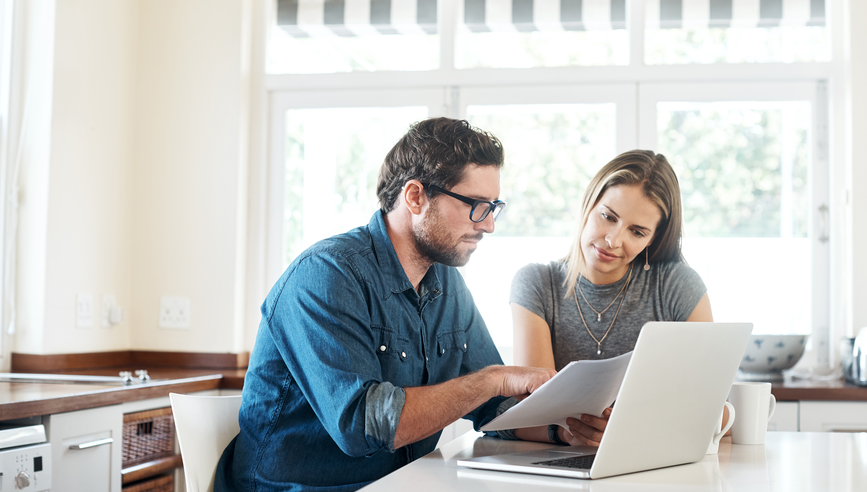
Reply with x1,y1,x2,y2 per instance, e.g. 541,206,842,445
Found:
488,365,557,400
560,407,613,446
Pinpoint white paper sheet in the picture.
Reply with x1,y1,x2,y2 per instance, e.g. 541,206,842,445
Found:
481,351,633,431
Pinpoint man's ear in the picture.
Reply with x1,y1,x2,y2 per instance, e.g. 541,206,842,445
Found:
403,180,427,217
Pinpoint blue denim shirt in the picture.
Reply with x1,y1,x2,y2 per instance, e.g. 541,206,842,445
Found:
215,211,506,492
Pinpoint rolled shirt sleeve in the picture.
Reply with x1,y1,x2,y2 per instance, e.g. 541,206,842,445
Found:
364,382,406,452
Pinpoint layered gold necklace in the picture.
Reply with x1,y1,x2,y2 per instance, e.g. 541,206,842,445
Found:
574,265,634,355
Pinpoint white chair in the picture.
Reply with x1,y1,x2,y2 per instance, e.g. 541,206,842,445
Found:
170,393,242,492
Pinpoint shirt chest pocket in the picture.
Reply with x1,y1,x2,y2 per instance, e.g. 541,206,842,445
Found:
372,326,409,360
436,331,468,357
372,326,418,387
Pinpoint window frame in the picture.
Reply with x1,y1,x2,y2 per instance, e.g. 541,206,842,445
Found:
261,0,847,366
639,81,830,346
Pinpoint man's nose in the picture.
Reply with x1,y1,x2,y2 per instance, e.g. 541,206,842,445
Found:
476,212,496,234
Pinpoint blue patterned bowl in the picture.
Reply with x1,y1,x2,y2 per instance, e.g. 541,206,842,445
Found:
738,335,808,381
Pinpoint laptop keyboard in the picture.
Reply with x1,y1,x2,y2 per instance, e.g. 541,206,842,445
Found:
532,454,597,469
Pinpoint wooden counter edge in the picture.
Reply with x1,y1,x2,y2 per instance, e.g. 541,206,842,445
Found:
771,385,867,401
1,374,224,421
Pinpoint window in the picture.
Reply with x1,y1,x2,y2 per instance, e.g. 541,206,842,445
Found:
267,89,442,275
639,82,827,336
266,0,840,364
281,106,429,265
645,0,830,64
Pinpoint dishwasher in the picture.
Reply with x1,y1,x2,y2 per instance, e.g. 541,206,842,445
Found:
0,423,51,491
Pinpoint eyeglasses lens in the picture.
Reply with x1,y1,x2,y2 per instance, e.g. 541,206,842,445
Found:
470,202,505,223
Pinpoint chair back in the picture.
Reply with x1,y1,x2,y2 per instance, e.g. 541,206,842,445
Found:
170,393,242,492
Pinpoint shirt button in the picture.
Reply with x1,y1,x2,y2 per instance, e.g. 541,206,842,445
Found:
433,289,439,294
401,352,406,358
463,343,467,349
380,345,387,352
441,349,445,354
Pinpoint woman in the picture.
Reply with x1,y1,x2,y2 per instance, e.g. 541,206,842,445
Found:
510,150,713,446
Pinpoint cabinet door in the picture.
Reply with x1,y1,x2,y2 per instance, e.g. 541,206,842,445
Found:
799,401,867,432
768,401,799,431
47,405,123,492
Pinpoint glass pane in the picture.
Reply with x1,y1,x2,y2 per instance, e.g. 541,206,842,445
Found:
283,107,428,267
463,104,618,361
268,27,438,74
658,101,812,335
646,27,830,65
456,30,628,69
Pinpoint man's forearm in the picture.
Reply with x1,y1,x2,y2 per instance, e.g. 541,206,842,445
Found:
392,364,556,449
393,366,499,449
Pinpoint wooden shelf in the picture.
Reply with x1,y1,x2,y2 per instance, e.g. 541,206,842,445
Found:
121,454,183,485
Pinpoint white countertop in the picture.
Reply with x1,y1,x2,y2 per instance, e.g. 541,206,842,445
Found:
361,431,867,491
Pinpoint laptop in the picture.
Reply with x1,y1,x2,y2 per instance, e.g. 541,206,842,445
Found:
457,322,752,480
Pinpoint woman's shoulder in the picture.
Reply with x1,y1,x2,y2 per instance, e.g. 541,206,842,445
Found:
651,260,705,289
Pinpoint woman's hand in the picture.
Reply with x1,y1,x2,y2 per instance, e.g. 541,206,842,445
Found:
560,407,613,446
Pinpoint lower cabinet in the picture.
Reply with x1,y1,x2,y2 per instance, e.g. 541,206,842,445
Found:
768,400,867,432
768,401,799,431
46,405,124,492
799,401,867,432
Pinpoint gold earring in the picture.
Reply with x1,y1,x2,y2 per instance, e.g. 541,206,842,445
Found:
644,248,650,271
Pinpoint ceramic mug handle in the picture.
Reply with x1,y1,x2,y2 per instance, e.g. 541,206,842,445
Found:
767,394,776,421
712,401,736,445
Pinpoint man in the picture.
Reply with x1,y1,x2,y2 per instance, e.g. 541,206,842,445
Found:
215,118,557,492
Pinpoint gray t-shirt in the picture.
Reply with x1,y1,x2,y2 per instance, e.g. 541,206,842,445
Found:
510,260,707,370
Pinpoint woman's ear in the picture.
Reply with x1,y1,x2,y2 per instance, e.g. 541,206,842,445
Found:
403,180,427,217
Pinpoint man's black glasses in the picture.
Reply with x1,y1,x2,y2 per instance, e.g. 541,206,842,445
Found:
422,183,506,223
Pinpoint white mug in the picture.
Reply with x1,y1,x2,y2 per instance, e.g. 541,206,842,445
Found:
728,382,776,445
707,401,736,454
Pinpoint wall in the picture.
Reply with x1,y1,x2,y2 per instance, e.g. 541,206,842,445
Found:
10,0,252,357
130,0,249,352
39,0,138,353
849,0,867,334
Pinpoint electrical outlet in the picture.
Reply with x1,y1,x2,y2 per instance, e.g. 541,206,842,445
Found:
76,292,93,328
102,294,117,327
159,296,190,329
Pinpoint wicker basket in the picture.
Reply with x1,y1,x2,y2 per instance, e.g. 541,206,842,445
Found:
122,407,175,468
121,473,173,492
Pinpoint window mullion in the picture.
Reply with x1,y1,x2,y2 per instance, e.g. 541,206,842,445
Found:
628,0,646,69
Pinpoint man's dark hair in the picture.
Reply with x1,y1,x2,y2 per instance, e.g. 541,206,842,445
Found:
376,117,505,213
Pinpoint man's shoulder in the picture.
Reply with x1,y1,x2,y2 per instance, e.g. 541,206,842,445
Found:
298,224,376,262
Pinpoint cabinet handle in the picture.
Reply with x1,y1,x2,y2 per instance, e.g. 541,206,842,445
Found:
69,438,113,450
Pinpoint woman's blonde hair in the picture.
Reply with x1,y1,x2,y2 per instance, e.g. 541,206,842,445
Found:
563,150,684,296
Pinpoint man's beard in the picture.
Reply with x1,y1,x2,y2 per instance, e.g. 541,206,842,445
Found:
413,205,483,267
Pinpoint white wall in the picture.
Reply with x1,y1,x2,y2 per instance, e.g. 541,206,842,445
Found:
130,0,249,352
39,0,138,353
10,0,253,357
848,0,867,334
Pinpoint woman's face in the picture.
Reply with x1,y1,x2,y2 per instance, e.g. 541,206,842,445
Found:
580,184,663,285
